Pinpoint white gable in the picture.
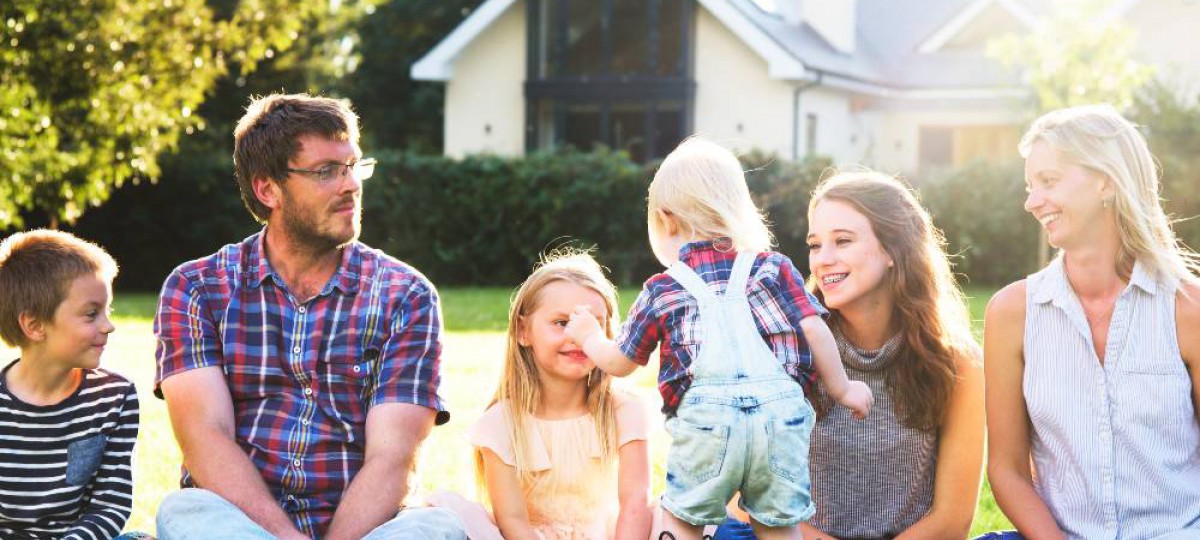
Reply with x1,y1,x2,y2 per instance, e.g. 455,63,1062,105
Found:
411,0,520,81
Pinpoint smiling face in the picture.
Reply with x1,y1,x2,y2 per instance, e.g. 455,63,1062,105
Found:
1023,139,1112,250
518,280,608,385
807,199,894,314
38,273,115,370
275,135,363,251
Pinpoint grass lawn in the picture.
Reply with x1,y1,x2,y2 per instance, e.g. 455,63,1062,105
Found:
0,287,1012,536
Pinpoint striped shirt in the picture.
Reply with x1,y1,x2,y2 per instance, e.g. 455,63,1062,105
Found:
0,361,139,540
1024,257,1200,539
154,231,448,537
617,240,827,413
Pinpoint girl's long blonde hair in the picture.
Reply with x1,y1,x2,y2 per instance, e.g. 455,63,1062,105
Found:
1019,104,1200,284
475,249,621,496
809,171,976,430
648,137,774,253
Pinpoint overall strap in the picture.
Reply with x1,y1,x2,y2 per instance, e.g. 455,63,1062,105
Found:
725,252,757,298
666,261,717,302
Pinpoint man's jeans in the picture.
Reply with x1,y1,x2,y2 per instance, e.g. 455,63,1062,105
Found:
156,488,468,539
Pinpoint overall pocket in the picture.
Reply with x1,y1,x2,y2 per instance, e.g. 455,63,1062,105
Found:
665,416,730,484
767,414,812,484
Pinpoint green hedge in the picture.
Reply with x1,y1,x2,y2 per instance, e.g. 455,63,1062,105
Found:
360,148,658,286
55,135,1198,291
920,159,1041,286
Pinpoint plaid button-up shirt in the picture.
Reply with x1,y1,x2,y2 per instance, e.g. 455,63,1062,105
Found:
617,240,827,414
154,231,447,536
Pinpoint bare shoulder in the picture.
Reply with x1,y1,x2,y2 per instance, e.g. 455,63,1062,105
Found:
1175,280,1200,322
1175,281,1200,363
985,280,1027,320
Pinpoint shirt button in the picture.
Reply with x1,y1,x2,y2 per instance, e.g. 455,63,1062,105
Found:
293,459,302,467
352,365,361,373
292,346,301,354
304,387,313,396
298,306,306,313
301,418,310,425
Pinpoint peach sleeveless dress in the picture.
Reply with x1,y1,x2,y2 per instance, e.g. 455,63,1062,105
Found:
437,391,648,540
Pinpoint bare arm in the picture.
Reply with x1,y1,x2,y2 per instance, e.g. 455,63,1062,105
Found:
614,439,652,540
161,367,307,540
1176,282,1200,421
324,403,436,539
983,282,1065,540
482,449,541,540
895,346,985,540
802,316,872,418
799,521,841,539
567,307,640,377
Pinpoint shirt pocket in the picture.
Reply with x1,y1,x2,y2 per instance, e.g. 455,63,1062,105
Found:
66,434,107,486
320,331,384,415
1118,359,1193,425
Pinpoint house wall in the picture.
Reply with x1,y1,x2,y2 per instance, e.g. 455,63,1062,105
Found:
443,0,526,157
1126,0,1200,96
693,8,860,164
871,107,1022,173
693,8,794,157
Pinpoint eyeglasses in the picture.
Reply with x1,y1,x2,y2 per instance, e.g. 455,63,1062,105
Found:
287,158,377,184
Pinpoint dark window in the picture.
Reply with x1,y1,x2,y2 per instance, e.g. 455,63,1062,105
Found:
526,0,694,161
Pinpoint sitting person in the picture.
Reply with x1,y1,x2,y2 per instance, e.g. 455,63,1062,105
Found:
803,171,985,539
985,105,1200,538
432,251,653,540
0,229,143,540
153,93,464,539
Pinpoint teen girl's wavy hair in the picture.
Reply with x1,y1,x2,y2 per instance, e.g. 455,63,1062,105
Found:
809,171,976,431
474,248,621,495
1019,104,1200,284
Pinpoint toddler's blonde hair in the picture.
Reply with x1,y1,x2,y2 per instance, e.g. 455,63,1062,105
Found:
648,137,773,254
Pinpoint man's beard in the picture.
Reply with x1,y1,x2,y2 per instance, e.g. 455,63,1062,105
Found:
279,190,361,253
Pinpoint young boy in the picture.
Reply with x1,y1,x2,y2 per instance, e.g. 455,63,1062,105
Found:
0,229,140,540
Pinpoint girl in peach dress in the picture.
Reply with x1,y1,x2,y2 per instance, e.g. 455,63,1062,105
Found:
433,251,652,540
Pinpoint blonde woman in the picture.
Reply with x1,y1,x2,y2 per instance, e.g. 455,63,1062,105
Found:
566,137,872,540
985,104,1200,538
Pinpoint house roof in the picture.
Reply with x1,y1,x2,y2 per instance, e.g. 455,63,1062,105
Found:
411,0,1112,96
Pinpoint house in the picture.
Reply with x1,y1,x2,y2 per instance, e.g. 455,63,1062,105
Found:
412,0,1200,173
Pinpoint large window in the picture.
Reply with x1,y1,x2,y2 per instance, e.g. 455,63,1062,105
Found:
526,0,694,162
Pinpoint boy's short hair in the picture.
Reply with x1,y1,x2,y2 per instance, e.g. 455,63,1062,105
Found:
233,93,361,223
0,230,119,347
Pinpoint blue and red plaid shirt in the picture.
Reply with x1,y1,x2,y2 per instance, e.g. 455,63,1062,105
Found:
617,240,827,414
153,231,447,537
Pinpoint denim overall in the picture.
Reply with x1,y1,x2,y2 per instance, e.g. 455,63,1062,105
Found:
660,253,816,528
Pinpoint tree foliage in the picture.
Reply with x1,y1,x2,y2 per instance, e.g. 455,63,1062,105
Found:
343,0,483,151
0,0,371,228
988,0,1155,113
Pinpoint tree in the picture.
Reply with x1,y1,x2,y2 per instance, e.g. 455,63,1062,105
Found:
987,0,1156,265
988,0,1155,113
343,0,483,151
0,0,370,228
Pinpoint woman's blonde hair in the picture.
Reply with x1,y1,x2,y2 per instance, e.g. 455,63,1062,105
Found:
648,137,774,253
809,171,976,430
475,249,621,496
1019,104,1200,284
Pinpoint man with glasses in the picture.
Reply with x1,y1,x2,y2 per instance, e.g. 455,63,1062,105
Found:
153,93,465,539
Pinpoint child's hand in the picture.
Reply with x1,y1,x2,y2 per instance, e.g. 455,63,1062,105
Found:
839,381,874,419
565,305,602,346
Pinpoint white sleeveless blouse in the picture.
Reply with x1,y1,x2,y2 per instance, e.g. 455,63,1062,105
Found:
1024,257,1200,539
